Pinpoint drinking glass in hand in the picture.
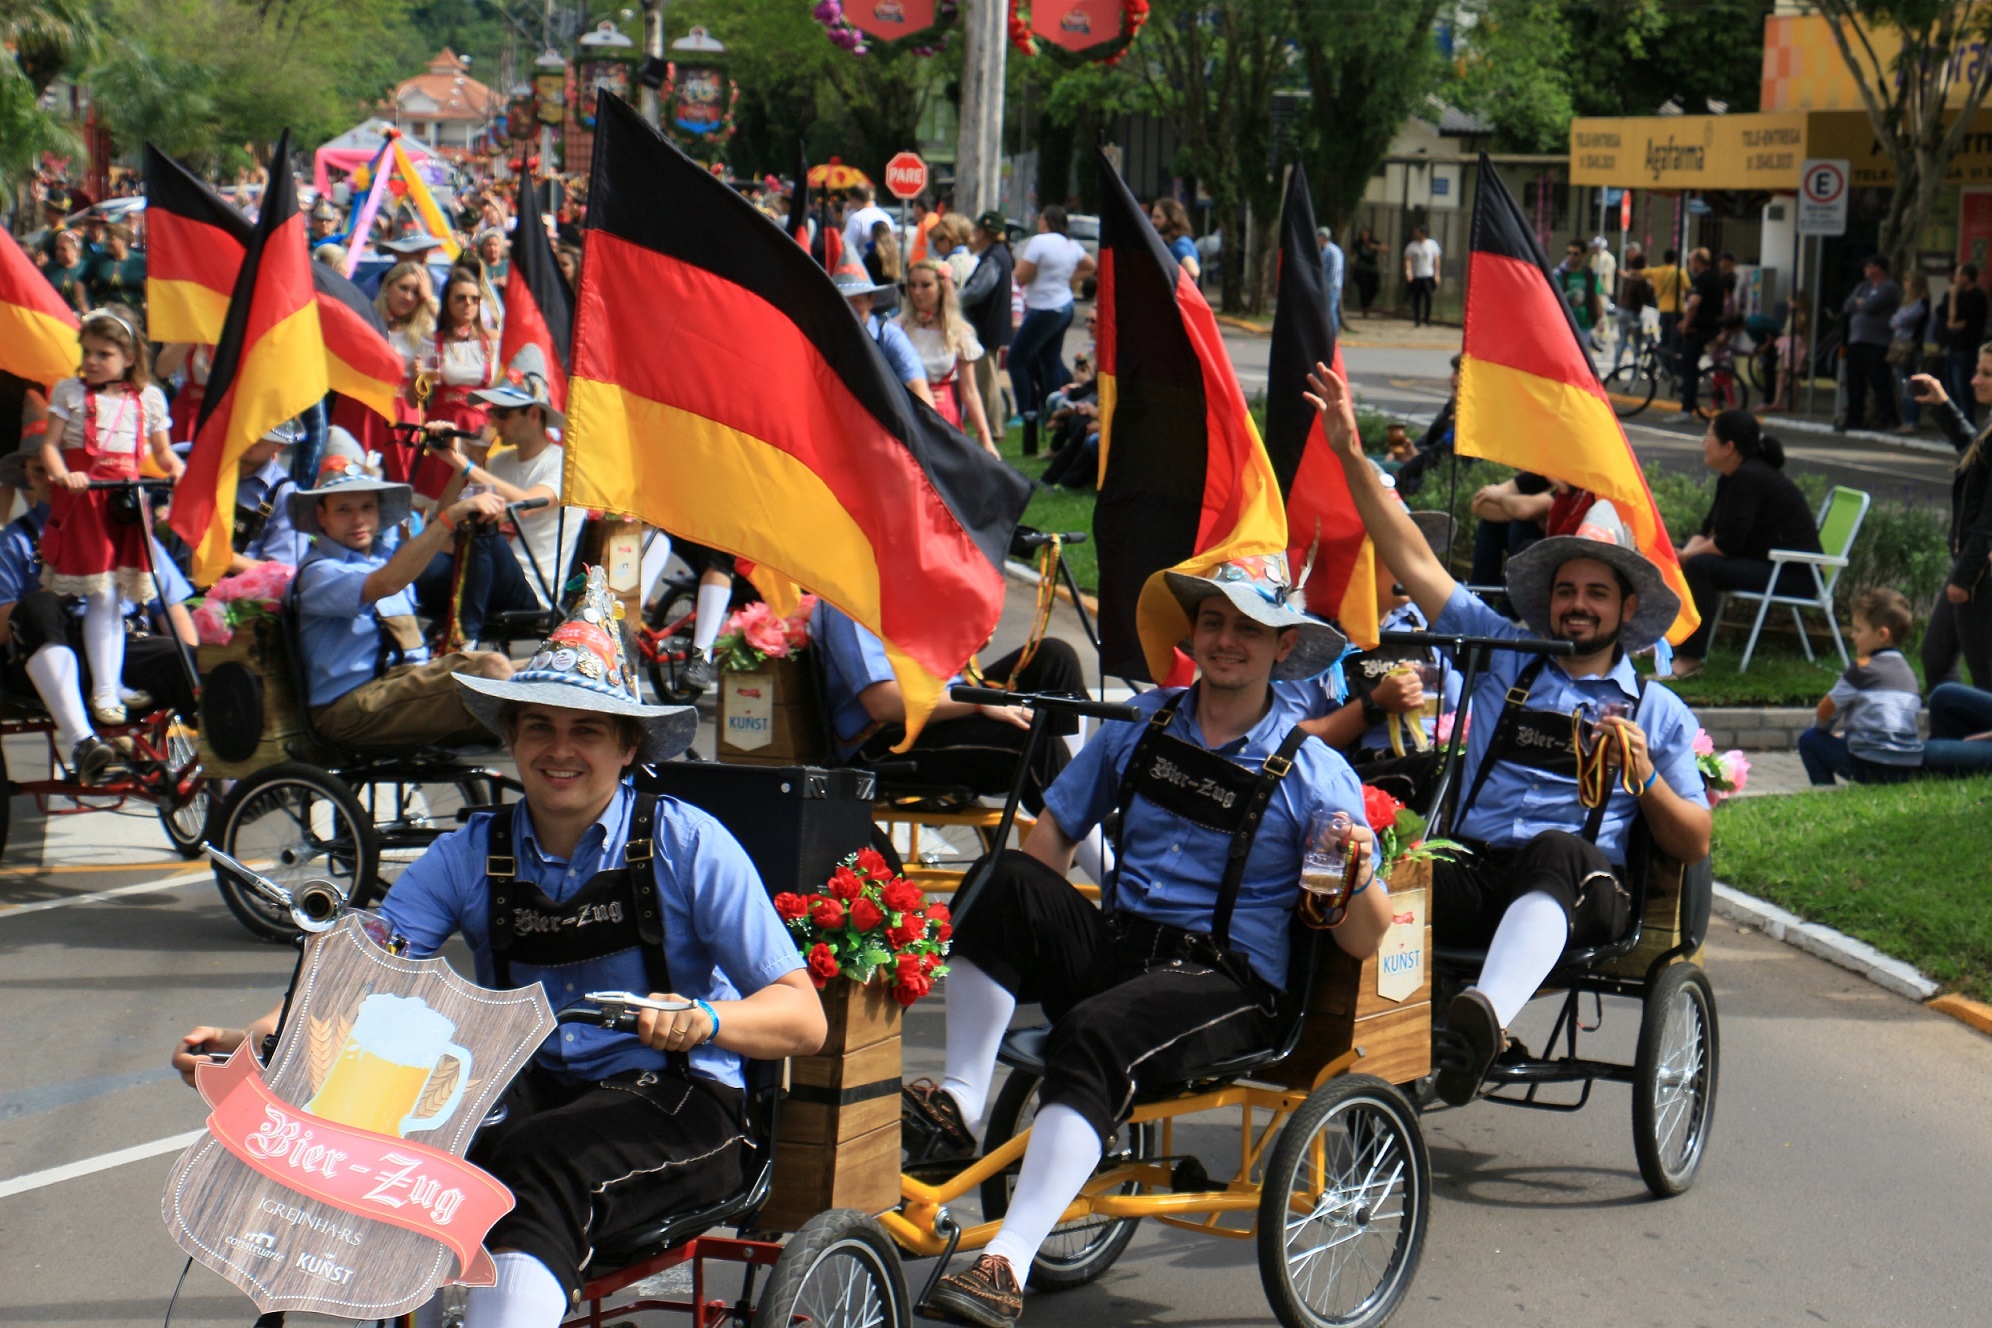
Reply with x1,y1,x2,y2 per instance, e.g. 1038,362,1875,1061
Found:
1301,809,1359,925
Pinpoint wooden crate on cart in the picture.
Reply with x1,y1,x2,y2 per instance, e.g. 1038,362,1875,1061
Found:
759,978,902,1230
717,656,827,766
1268,858,1434,1089
196,616,334,779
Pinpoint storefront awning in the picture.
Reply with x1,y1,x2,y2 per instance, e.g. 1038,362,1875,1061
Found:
1572,108,1992,192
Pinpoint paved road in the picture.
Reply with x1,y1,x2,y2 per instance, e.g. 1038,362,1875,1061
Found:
5,694,1991,1326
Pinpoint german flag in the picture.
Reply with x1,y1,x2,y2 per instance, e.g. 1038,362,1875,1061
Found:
565,94,1031,744
1458,156,1696,644
146,142,401,424
1264,163,1377,650
498,178,570,410
144,142,253,345
1091,150,1288,682
0,227,79,388
171,131,327,585
311,262,403,423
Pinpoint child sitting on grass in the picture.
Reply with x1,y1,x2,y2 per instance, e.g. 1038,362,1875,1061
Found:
1798,588,1924,786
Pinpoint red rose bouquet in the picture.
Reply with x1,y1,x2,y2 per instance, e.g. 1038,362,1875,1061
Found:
1360,784,1467,878
772,847,950,1006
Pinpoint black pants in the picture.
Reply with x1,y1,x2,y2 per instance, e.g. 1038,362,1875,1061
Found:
1845,342,1899,428
955,851,1276,1138
1355,267,1380,313
1433,831,1630,951
1408,276,1435,326
1679,330,1713,412
416,532,544,644
471,1065,748,1302
1470,515,1542,589
857,639,1083,813
4,590,194,720
1677,553,1819,660
1922,583,1992,690
1039,433,1099,489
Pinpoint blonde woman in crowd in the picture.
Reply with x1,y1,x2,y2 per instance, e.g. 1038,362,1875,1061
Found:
897,258,996,456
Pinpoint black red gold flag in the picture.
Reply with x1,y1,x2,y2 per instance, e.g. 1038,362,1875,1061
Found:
144,142,253,344
499,178,571,410
565,94,1031,744
1091,150,1287,682
1265,163,1377,649
171,131,327,583
1458,158,1695,644
311,263,403,423
0,227,79,387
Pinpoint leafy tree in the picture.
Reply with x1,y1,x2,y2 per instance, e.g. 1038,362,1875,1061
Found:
1439,0,1574,152
1,0,96,92
1293,0,1445,242
1811,0,1992,276
1559,0,1772,119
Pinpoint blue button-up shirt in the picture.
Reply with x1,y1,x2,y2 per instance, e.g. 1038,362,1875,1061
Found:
1321,241,1345,334
866,312,928,389
813,601,897,759
237,458,300,566
1435,586,1707,864
380,781,804,1087
1274,602,1461,753
295,538,430,707
1043,685,1372,991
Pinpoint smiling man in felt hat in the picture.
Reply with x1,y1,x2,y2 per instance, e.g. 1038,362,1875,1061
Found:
906,551,1393,1327
289,456,515,750
176,567,826,1327
1309,362,1710,1109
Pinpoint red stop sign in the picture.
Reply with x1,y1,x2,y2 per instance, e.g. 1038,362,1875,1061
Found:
885,151,928,200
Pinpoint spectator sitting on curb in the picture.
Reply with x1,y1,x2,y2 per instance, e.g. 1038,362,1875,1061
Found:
1798,588,1924,786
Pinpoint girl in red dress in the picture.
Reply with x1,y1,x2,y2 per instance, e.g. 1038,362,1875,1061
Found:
39,308,185,725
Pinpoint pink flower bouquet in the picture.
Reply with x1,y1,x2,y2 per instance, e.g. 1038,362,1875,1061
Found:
1693,728,1751,804
712,594,819,672
190,562,297,647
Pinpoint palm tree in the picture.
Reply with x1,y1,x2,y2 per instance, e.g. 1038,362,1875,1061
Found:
0,0,97,93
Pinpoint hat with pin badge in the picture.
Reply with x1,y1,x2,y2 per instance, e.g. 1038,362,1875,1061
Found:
454,566,698,763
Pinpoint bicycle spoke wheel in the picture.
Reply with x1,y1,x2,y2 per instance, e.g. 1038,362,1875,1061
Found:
1603,363,1657,418
217,763,377,942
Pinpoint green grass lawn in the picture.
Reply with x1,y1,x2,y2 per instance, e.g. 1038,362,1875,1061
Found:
1647,648,1845,708
1712,776,1992,1001
999,423,1098,591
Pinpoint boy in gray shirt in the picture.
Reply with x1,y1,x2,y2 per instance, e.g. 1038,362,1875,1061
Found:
1799,589,1924,785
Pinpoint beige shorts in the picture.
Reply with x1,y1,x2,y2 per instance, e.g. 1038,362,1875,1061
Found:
310,652,505,750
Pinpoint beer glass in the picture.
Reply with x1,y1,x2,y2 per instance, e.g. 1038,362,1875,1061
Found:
304,993,474,1138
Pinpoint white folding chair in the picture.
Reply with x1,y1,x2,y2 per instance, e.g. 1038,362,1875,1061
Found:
1715,485,1871,672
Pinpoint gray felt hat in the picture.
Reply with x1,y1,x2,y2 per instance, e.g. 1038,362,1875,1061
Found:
289,457,414,537
455,566,698,764
1159,552,1350,681
1502,500,1680,655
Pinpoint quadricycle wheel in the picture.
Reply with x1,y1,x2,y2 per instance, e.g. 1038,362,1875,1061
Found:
750,1209,910,1328
1632,963,1719,1198
1256,1074,1429,1328
214,762,379,943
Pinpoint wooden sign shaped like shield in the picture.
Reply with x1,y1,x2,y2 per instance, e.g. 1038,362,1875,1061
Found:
162,916,554,1319
1375,887,1427,1004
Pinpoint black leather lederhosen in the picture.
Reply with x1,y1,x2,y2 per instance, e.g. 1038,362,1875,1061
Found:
485,793,690,1080
1105,692,1309,987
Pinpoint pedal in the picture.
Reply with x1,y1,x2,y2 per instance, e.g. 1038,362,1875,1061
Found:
1169,1156,1218,1194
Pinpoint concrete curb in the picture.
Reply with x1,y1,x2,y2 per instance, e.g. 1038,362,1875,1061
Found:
1711,881,1940,1002
1928,993,1992,1038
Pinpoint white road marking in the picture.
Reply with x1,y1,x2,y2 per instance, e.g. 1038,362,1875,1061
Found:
0,869,207,919
0,1129,204,1199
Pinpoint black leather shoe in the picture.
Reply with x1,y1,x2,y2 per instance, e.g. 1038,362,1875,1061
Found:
1433,989,1502,1107
924,1253,1022,1326
901,1078,976,1163
681,651,715,695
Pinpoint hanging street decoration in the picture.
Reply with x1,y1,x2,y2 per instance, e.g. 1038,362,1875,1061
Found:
814,0,960,55
1009,0,1149,64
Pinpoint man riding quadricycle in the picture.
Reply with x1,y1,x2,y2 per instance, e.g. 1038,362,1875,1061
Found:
164,369,1716,1328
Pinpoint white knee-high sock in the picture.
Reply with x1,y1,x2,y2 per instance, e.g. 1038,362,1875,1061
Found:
464,1251,567,1328
24,645,92,749
940,958,1015,1134
640,530,673,604
79,587,123,709
691,580,730,653
1474,890,1570,1027
984,1103,1104,1288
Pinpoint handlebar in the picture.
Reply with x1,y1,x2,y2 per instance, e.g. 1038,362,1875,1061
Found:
555,991,694,1033
84,478,174,491
1012,528,1088,551
949,685,1139,722
1378,630,1575,656
508,497,550,513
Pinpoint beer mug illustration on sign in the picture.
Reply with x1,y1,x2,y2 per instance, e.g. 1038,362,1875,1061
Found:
304,993,474,1138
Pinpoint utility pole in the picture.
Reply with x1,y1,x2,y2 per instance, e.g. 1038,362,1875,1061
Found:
641,0,665,127
954,0,1007,219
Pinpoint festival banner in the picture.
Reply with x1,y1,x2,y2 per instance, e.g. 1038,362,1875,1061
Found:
164,915,553,1318
0,227,80,388
144,141,254,345
1091,149,1288,682
171,131,327,585
566,93,1031,745
499,179,571,410
390,139,462,260
1457,156,1696,645
1264,163,1377,649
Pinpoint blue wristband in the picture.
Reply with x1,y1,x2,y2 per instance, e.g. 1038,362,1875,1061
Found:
693,998,720,1044
1640,768,1659,794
